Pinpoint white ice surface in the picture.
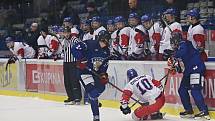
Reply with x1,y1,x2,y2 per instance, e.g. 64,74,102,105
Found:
0,95,213,121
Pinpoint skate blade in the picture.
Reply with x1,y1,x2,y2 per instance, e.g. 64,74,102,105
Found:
194,115,210,120
180,114,194,119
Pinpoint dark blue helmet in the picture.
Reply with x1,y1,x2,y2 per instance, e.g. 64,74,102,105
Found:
5,36,14,43
114,16,126,23
127,68,138,81
129,12,139,19
52,25,59,33
106,19,114,25
98,30,110,42
81,19,91,26
187,8,200,19
63,17,73,23
91,16,101,23
141,14,152,23
163,8,176,15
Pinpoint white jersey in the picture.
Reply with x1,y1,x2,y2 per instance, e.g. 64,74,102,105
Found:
148,22,163,53
37,35,62,56
187,24,205,49
123,75,162,103
128,25,146,55
159,22,182,54
71,27,79,37
82,32,93,41
112,27,131,55
92,26,106,40
10,42,35,58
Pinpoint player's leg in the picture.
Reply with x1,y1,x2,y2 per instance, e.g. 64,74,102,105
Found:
189,74,210,120
63,62,75,104
88,86,105,121
132,93,165,120
70,62,82,104
178,76,194,118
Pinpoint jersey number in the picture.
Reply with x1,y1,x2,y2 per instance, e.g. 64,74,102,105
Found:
136,79,153,95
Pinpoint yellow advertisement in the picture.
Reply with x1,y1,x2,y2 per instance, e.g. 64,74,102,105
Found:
0,62,18,90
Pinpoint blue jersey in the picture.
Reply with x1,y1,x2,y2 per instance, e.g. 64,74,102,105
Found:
72,39,110,74
174,40,206,76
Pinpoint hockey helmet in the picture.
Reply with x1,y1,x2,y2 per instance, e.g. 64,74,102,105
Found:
114,16,126,23
186,8,200,19
128,12,139,19
91,16,102,23
141,14,152,23
106,19,114,25
97,30,110,45
170,32,183,49
163,8,176,15
127,68,138,81
63,17,73,23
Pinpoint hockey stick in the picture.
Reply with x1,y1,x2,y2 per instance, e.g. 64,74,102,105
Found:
129,72,170,108
85,66,145,106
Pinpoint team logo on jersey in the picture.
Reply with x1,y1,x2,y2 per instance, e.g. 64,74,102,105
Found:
92,57,104,71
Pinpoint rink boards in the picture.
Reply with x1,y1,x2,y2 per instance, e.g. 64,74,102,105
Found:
0,59,214,118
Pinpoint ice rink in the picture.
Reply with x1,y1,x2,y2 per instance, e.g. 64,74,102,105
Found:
0,95,213,121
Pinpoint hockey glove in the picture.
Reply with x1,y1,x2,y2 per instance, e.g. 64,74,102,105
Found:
7,56,18,64
76,60,87,70
120,103,131,115
99,73,109,85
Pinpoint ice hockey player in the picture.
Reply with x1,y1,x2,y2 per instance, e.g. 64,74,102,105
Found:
91,16,106,40
71,30,110,121
80,19,93,41
37,27,62,59
120,68,165,120
112,16,130,60
128,12,147,60
5,36,35,64
159,8,182,60
106,18,116,34
166,32,210,120
63,17,80,37
141,14,163,60
186,8,208,61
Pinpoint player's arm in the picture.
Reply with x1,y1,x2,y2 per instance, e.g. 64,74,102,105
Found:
120,84,133,115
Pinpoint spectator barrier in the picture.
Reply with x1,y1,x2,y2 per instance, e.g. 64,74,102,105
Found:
0,59,214,118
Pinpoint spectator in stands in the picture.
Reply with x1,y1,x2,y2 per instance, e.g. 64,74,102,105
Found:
86,2,100,19
128,0,142,15
23,22,40,57
61,3,80,25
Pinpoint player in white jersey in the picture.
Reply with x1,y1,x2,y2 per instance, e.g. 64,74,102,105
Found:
120,69,165,121
159,8,182,60
128,12,148,60
106,19,116,34
63,17,79,37
91,16,106,40
5,37,35,59
111,16,130,59
141,14,163,60
80,19,93,41
37,27,62,59
186,8,208,61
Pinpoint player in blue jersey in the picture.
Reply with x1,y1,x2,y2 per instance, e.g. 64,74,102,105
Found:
166,32,210,120
71,30,110,121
